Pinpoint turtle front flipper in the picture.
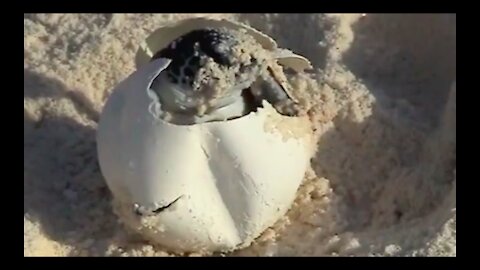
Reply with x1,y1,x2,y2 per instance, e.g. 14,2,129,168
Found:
249,66,303,117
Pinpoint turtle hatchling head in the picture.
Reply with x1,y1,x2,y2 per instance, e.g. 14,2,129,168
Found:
148,26,308,124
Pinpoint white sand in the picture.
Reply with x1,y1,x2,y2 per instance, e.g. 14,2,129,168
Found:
24,13,456,256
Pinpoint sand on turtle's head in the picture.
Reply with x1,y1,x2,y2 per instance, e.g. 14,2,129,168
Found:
153,26,309,121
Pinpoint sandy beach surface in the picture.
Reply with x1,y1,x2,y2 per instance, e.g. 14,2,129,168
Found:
24,13,456,256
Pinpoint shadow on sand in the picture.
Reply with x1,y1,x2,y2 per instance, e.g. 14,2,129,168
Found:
24,69,119,256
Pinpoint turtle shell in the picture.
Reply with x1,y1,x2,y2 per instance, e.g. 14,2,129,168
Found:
135,17,312,73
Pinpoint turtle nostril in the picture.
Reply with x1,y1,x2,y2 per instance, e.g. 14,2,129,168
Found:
184,67,194,78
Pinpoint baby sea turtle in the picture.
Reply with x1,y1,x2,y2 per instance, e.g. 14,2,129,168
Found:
97,18,315,253
140,19,312,124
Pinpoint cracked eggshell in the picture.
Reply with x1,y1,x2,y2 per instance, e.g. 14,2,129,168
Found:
97,59,314,253
135,17,312,72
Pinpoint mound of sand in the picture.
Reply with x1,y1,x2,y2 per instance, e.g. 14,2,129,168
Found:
24,13,456,256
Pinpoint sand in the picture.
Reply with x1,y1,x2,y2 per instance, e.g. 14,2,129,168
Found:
24,13,456,257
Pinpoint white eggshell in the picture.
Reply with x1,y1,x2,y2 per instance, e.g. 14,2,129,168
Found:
97,59,313,252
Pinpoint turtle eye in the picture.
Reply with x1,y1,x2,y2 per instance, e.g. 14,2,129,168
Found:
184,67,194,78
